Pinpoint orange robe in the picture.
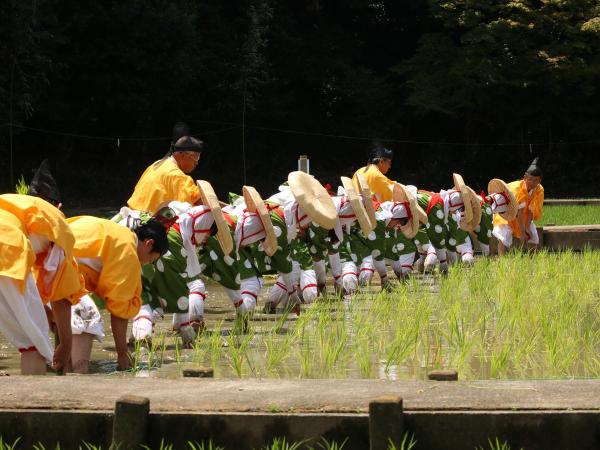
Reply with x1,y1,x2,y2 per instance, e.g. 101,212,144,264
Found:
68,216,143,319
493,180,544,239
127,157,201,212
0,194,84,303
352,165,396,202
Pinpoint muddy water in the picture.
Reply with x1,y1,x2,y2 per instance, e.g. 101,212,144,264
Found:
0,274,446,379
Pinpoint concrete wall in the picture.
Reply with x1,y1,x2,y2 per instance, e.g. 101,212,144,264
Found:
1,409,599,450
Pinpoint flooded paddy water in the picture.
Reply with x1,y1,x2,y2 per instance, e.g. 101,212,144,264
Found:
1,251,600,381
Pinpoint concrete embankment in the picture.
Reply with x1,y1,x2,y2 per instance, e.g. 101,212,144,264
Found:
0,377,599,449
537,225,600,250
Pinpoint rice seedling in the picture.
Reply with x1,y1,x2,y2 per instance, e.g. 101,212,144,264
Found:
141,439,173,450
187,441,225,450
309,437,348,450
15,176,28,195
386,433,417,450
254,437,305,450
79,443,122,450
476,437,523,450
0,437,20,450
226,326,255,377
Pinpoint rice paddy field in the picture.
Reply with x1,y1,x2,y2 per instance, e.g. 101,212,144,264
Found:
540,205,600,225
2,250,599,381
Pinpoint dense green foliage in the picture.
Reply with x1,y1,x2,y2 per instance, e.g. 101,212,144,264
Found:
1,0,599,203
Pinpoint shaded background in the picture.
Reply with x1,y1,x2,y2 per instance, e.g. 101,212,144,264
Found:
2,0,600,206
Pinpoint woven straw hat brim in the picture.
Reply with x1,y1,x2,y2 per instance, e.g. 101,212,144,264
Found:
341,176,373,237
243,185,278,256
197,180,234,255
452,173,474,226
392,183,420,239
488,178,518,221
288,171,337,230
459,184,482,232
354,172,377,229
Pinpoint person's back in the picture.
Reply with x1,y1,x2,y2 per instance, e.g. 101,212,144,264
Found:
67,215,167,371
127,135,203,212
352,146,396,202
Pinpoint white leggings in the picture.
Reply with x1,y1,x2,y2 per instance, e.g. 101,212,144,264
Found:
268,261,318,308
340,261,358,294
390,253,415,278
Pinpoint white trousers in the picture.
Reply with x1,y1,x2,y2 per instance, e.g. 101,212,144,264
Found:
493,223,539,248
0,274,53,362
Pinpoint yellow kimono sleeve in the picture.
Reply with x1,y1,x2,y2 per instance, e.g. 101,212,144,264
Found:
369,172,396,202
170,173,201,205
529,185,544,221
96,250,143,319
0,210,34,291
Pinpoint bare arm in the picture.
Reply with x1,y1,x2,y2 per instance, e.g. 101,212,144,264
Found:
51,299,73,373
111,315,131,371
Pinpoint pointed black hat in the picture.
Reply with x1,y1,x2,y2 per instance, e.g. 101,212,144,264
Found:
27,159,61,205
172,122,190,145
526,157,542,176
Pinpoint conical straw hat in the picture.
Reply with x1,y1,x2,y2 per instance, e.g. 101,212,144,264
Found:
488,178,518,221
452,173,481,232
340,176,373,237
391,183,420,239
243,185,277,256
287,171,337,230
197,180,234,255
354,172,377,229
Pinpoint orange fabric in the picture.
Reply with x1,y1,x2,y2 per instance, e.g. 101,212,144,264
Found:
352,165,396,202
493,180,544,239
0,209,34,291
127,157,201,212
68,216,143,319
0,194,84,302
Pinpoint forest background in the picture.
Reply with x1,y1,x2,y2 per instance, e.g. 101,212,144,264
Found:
2,0,600,205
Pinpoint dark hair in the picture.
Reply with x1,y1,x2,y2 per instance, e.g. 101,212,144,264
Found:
173,136,203,152
368,146,394,164
135,220,169,255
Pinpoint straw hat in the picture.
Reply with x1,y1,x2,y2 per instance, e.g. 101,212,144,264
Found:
196,180,234,255
287,171,337,230
488,178,518,221
452,173,482,232
243,185,278,256
354,172,377,229
391,183,420,239
340,176,374,237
